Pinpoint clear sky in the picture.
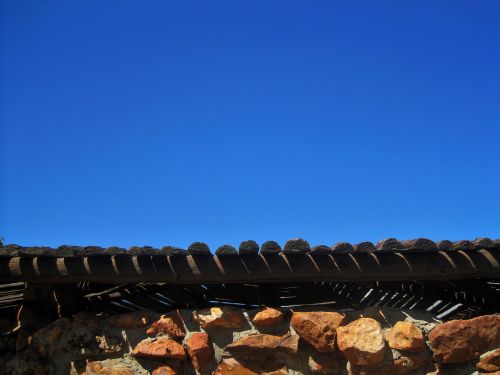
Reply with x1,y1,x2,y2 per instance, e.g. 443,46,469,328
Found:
1,1,499,250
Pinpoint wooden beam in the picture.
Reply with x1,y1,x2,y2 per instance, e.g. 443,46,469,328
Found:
0,249,499,284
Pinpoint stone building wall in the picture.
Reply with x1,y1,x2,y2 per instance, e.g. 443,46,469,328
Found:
1,306,499,375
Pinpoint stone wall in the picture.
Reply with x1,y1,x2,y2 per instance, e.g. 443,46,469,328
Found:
1,307,499,375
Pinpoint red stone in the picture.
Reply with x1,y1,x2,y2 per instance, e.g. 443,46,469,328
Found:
152,366,179,375
107,312,150,329
86,362,136,375
213,358,287,375
336,318,386,366
192,307,245,329
73,311,100,330
349,352,429,375
477,349,500,373
429,315,500,364
309,354,340,374
386,321,426,352
472,315,500,352
291,311,345,352
429,319,479,363
147,310,185,337
252,308,283,327
184,332,214,370
226,332,299,356
132,337,186,359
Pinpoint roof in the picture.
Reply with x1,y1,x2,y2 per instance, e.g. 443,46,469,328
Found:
1,237,499,284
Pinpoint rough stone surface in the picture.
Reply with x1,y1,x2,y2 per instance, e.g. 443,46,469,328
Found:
5,348,50,375
251,307,283,327
308,353,340,374
392,351,431,374
8,305,499,375
192,307,245,329
477,349,500,373
132,337,186,359
349,352,429,375
184,332,214,370
337,318,386,366
429,315,500,363
226,332,299,356
146,310,185,337
472,315,500,352
386,321,426,352
152,366,179,375
291,311,345,352
86,361,136,375
73,311,101,330
107,311,150,329
213,358,287,375
31,317,122,358
429,320,478,363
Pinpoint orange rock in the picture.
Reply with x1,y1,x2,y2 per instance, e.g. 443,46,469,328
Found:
337,318,386,366
309,354,340,374
226,332,299,356
429,314,500,364
429,319,478,363
86,362,135,375
477,349,500,373
152,366,180,375
107,312,150,329
291,311,345,352
251,308,283,327
386,321,426,352
349,352,429,375
213,358,287,375
132,337,186,359
192,307,245,329
472,315,500,352
184,332,214,370
392,351,431,374
74,311,100,330
147,310,185,337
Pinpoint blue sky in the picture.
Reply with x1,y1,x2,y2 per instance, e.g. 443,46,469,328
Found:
1,1,499,250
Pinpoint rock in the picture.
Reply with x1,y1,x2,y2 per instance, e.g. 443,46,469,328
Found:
309,353,340,374
226,332,299,356
86,362,136,375
31,318,70,356
477,349,500,373
107,311,150,329
152,366,180,375
337,318,386,366
74,311,100,330
147,310,185,337
349,352,429,375
291,311,345,352
132,337,186,359
32,317,122,358
386,321,426,352
15,329,32,352
428,315,500,364
213,358,287,375
472,315,500,352
5,348,50,375
392,351,431,374
192,307,245,329
184,332,214,370
429,319,479,364
252,308,283,327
